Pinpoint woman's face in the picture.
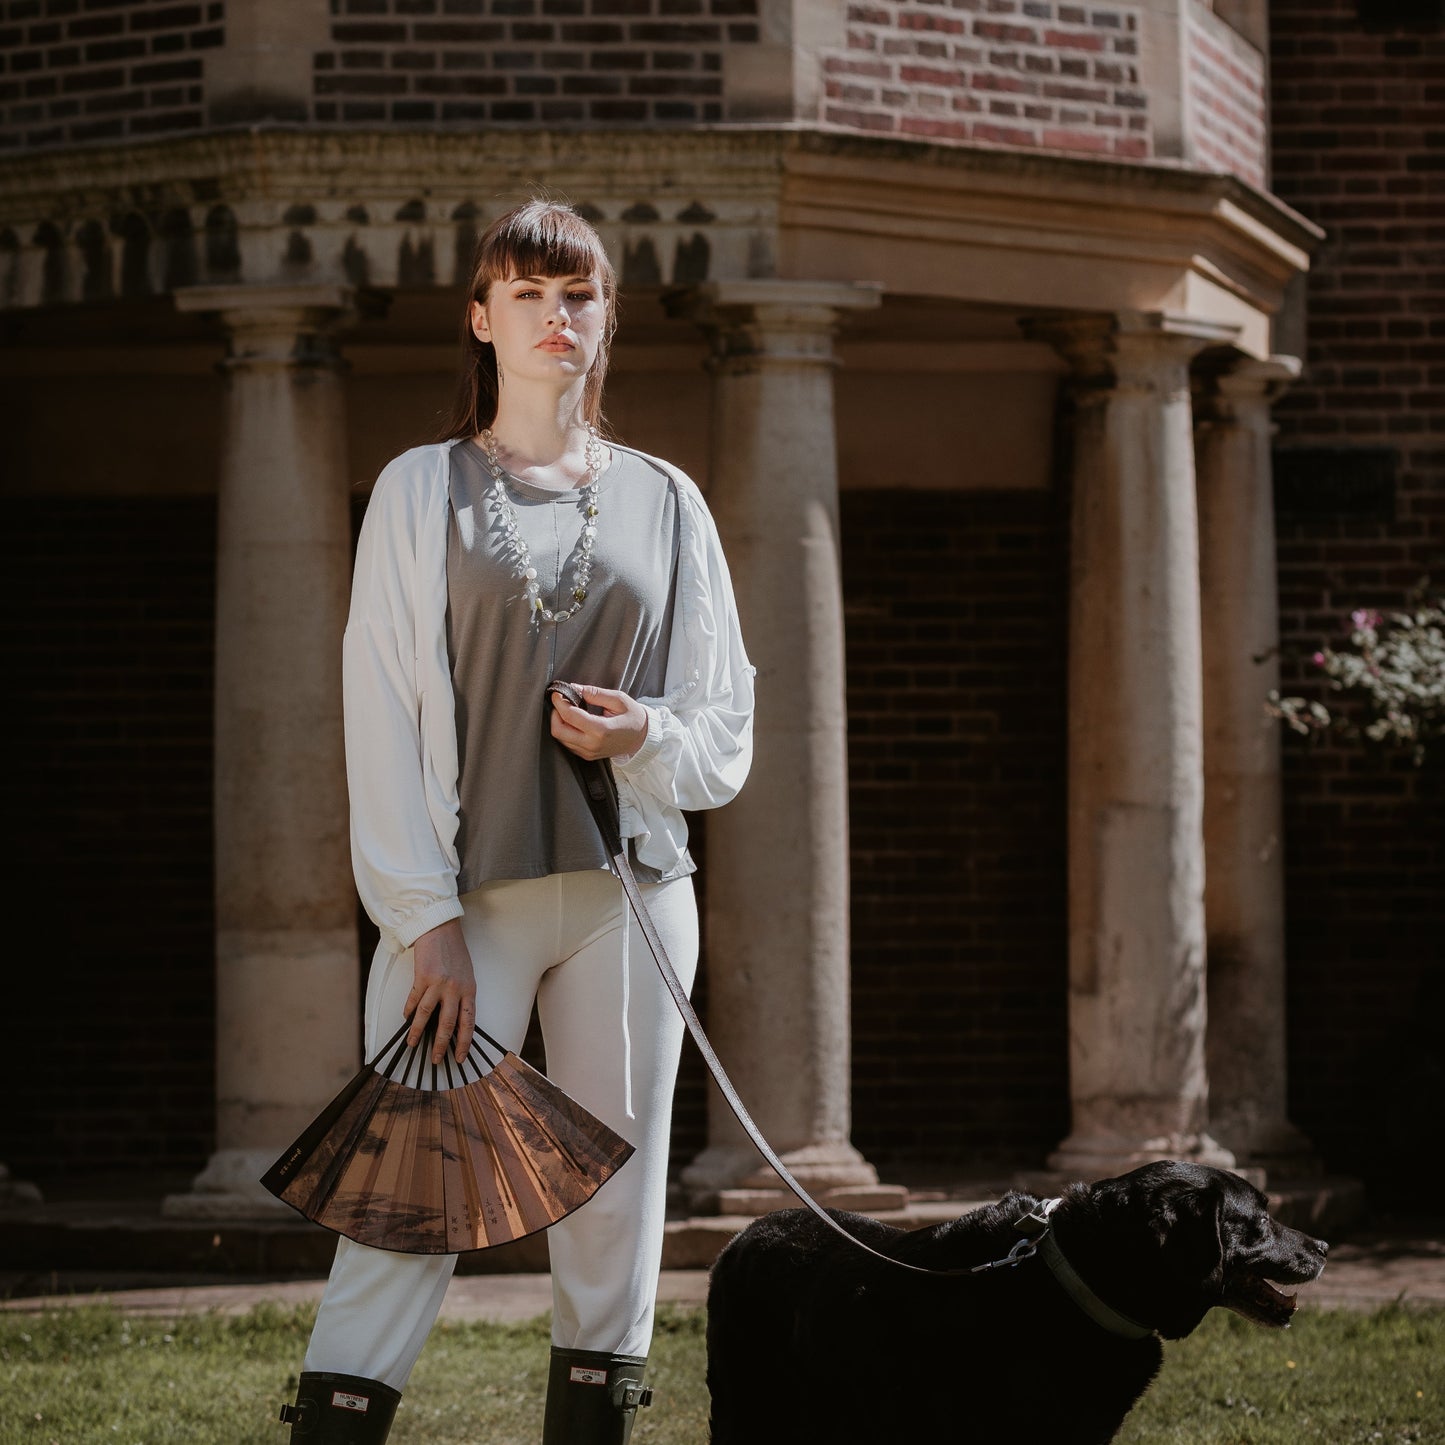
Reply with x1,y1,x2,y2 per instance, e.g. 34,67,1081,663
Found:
470,267,607,389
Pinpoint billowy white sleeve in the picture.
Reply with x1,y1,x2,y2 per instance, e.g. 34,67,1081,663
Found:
611,484,756,812
342,456,463,955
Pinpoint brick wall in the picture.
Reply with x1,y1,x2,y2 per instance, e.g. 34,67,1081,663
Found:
1267,0,1445,1200
825,0,1150,159
0,0,222,152
0,479,1073,1186
0,488,717,1188
1186,0,1267,188
314,0,759,127
1,497,217,1187
842,486,1072,1168
0,0,766,151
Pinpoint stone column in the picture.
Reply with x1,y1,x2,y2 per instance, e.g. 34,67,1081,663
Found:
1020,309,1240,1179
661,278,888,1201
1194,353,1318,1175
205,0,331,125
164,285,359,1217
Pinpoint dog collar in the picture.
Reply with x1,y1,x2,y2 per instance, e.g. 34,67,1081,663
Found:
1004,1199,1154,1341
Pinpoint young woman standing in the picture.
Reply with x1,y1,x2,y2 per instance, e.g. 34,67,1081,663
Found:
279,196,756,1443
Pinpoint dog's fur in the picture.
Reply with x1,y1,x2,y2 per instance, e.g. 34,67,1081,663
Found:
706,1161,1327,1445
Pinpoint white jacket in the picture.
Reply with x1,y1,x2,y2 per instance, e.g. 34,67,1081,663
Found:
342,437,757,959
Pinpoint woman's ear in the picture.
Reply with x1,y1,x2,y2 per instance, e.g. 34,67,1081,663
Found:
470,299,489,344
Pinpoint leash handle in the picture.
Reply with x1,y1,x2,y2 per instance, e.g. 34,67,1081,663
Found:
545,680,965,1279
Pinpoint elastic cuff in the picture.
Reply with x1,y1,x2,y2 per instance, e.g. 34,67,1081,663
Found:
613,705,666,772
393,895,465,951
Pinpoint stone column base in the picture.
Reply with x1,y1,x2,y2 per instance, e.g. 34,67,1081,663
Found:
161,1148,296,1220
682,1139,880,1197
679,1140,909,1215
673,1138,901,1219
1047,1130,1241,1183
1213,1116,1322,1180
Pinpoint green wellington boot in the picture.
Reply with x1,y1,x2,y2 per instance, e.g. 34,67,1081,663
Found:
541,1347,654,1445
278,1371,402,1443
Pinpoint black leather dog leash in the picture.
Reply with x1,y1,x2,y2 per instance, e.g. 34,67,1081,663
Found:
546,679,975,1280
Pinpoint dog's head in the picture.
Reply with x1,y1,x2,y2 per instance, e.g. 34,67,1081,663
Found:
1070,1162,1328,1340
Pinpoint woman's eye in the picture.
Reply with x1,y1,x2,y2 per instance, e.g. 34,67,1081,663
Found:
516,289,594,301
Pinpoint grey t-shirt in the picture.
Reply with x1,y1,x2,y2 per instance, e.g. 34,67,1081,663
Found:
445,436,693,891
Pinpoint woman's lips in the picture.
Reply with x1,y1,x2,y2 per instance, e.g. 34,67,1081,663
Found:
539,339,575,351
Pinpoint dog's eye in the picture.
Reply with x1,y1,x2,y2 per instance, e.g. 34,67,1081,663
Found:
1243,1214,1276,1245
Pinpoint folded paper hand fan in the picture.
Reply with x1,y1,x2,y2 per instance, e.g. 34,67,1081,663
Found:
260,1015,635,1254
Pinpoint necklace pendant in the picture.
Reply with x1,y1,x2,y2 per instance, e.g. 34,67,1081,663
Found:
481,422,604,626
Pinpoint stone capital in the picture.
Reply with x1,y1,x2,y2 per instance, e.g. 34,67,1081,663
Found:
174,283,356,368
660,278,882,370
1020,309,1243,391
1194,352,1303,428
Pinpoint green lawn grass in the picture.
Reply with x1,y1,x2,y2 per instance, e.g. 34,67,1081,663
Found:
1,1300,1440,1444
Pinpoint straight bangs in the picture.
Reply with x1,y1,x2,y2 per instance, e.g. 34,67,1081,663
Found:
475,206,615,310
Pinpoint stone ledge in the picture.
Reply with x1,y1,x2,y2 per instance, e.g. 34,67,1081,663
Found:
692,1184,911,1218
0,1177,1364,1281
1262,1176,1367,1236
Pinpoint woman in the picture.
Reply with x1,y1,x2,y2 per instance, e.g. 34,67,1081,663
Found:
280,196,756,1444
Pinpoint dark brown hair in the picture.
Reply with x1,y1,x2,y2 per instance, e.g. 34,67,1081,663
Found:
434,195,620,443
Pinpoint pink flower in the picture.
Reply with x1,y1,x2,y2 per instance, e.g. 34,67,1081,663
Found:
1312,651,1326,665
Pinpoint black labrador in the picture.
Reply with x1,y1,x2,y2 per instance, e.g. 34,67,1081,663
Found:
706,1161,1327,1445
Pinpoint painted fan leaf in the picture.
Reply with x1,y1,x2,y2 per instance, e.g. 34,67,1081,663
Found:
261,1018,635,1254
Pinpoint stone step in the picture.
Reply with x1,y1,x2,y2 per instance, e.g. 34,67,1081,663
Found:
0,1176,1364,1283
696,1184,912,1218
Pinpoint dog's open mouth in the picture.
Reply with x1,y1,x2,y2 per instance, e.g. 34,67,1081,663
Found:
1223,1273,1305,1327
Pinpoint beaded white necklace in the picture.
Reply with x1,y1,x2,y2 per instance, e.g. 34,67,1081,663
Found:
478,423,603,624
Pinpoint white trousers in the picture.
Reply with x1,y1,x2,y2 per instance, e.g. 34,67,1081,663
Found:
302,868,699,1392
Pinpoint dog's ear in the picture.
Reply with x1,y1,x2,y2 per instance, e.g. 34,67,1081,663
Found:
1190,1185,1227,1298
1138,1177,1229,1339
1149,1178,1226,1297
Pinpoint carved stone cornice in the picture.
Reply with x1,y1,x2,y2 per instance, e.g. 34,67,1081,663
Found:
0,126,1324,353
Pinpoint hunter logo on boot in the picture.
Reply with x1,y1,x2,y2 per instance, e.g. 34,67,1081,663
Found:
331,1391,371,1412
569,1366,609,1385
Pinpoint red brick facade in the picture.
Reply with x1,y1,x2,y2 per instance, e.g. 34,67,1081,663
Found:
826,0,1151,159
1187,1,1266,188
841,487,1072,1168
4,498,217,1185
1260,0,1445,1197
0,0,222,151
313,0,757,127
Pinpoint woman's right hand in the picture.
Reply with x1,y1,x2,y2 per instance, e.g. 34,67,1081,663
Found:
405,918,477,1065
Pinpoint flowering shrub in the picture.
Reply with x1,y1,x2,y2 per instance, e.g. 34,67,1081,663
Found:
1265,585,1444,767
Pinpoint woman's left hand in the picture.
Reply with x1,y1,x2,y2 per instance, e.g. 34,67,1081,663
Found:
550,683,650,761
